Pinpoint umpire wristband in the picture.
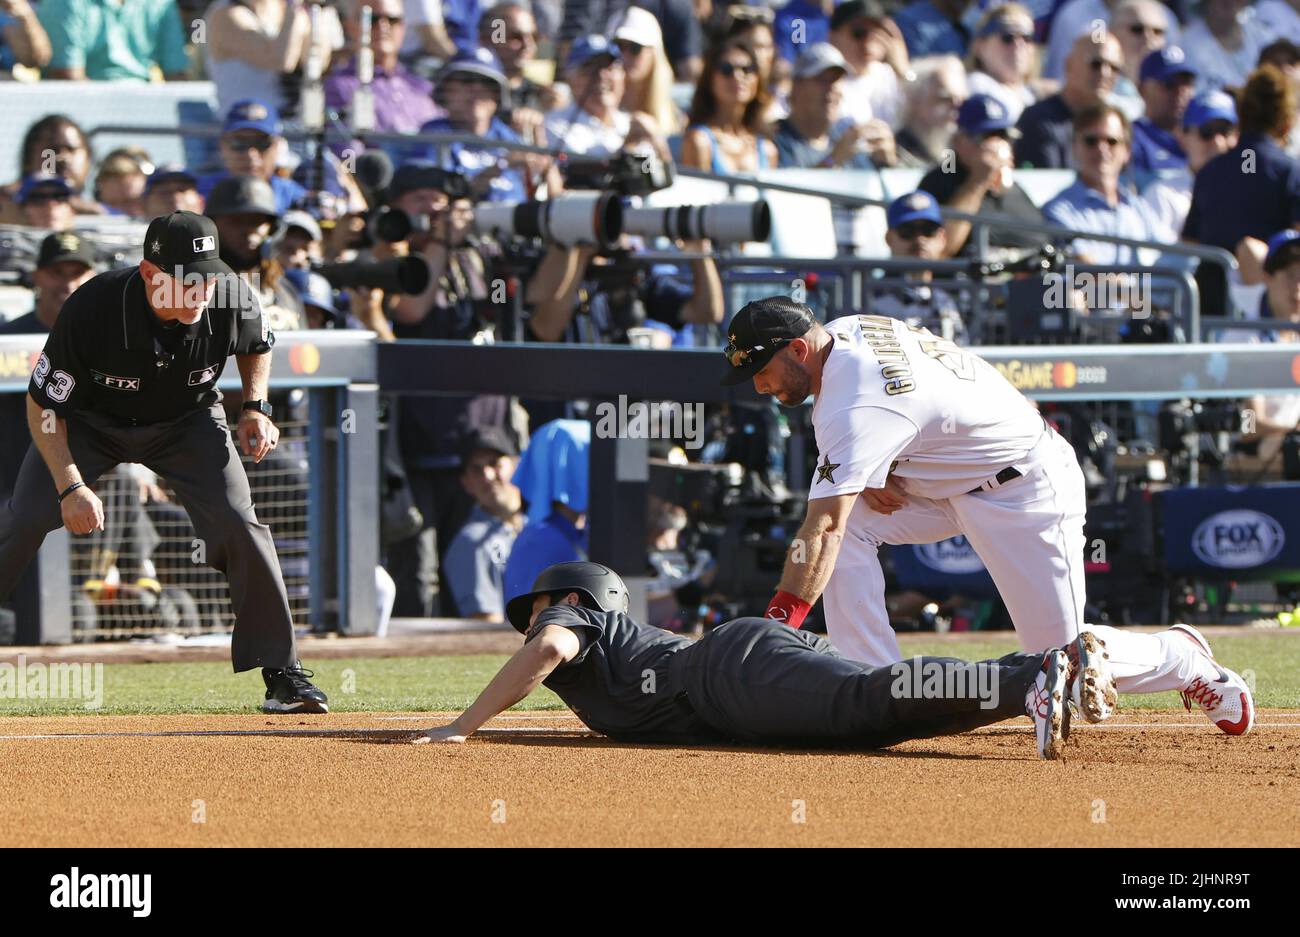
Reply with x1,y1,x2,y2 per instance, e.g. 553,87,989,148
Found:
765,591,811,629
58,481,86,503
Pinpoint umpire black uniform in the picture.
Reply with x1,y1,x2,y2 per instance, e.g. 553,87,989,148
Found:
0,211,327,713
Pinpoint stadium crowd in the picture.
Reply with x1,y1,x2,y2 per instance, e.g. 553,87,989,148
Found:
1,0,1300,634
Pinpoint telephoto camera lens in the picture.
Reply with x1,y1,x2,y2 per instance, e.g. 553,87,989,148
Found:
370,207,431,244
621,200,771,244
474,192,624,249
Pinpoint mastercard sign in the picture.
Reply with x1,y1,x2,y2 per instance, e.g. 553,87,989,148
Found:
1053,361,1076,388
289,343,321,375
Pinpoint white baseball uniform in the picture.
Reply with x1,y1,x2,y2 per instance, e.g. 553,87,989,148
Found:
809,314,1213,697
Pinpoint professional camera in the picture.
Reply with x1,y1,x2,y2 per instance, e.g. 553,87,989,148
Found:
622,200,771,243
473,191,624,249
561,150,675,196
369,207,432,244
313,255,431,294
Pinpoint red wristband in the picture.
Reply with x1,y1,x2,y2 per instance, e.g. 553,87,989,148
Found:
765,591,811,629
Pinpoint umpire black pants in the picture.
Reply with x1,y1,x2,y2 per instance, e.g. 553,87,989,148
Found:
677,618,1042,749
0,403,297,672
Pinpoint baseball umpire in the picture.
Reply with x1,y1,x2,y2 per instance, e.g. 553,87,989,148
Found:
412,562,1118,760
0,210,328,713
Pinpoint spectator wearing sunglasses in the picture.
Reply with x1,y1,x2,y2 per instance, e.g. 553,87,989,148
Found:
1042,0,1111,82
1111,0,1173,91
1182,0,1271,93
1015,30,1123,169
610,4,683,135
325,0,442,138
966,3,1040,125
919,93,1043,258
14,175,76,230
829,0,910,130
682,35,777,175
1042,103,1164,265
876,190,967,343
479,1,563,134
1129,46,1196,177
198,99,308,216
1142,91,1240,243
894,0,974,59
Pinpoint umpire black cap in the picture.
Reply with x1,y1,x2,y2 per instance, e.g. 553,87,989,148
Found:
204,174,278,220
505,561,630,634
720,296,816,386
143,211,234,278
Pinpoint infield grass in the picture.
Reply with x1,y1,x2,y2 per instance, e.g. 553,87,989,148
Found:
0,633,1296,716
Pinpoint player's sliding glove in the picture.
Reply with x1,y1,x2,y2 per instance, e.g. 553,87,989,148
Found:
765,591,811,629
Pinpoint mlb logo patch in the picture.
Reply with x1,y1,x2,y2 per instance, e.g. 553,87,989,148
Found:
188,364,219,386
192,236,215,253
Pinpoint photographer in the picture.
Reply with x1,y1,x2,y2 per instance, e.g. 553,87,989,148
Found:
1243,230,1300,467
383,161,521,617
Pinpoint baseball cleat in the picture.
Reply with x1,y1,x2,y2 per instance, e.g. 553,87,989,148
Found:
262,662,329,714
1026,650,1069,760
1067,631,1118,724
1170,624,1255,736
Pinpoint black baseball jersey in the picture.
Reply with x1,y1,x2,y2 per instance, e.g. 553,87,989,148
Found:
526,604,718,743
28,267,273,425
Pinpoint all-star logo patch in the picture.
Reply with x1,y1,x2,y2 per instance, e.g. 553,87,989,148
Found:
188,363,220,386
92,370,140,392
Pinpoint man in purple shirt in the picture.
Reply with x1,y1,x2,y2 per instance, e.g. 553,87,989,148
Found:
325,0,443,141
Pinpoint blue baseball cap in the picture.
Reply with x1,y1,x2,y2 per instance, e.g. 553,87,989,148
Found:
17,174,73,204
223,98,282,136
887,190,943,229
1139,46,1197,84
566,34,621,71
285,268,341,319
1183,91,1238,130
1264,229,1300,274
957,93,1019,138
438,47,511,106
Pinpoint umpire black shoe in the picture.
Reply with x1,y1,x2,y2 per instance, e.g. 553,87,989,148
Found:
261,662,329,714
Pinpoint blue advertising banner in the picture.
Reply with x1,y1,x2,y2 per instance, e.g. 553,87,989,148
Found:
1161,485,1300,579
888,536,997,595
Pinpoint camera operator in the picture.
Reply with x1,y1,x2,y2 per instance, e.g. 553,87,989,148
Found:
204,174,305,331
875,191,967,343
383,161,523,617
525,236,724,345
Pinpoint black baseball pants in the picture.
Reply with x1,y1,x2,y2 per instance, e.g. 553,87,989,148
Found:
0,402,296,671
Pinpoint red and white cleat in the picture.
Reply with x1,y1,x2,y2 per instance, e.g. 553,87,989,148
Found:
1169,624,1255,736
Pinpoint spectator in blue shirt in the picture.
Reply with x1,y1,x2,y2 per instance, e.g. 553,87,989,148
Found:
1183,66,1300,258
197,99,308,216
419,48,547,203
894,0,974,58
0,0,50,73
503,419,590,605
444,0,483,52
1129,46,1196,177
1043,102,1165,265
443,427,524,621
774,0,833,64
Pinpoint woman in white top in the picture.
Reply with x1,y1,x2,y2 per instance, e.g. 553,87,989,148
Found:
965,3,1041,125
204,0,335,114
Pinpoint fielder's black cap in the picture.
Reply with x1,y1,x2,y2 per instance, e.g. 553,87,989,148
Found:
204,174,278,219
143,211,233,278
720,296,816,386
460,425,519,464
831,0,888,32
505,561,630,634
37,231,97,270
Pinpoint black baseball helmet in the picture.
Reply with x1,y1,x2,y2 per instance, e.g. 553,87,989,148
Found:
505,561,630,634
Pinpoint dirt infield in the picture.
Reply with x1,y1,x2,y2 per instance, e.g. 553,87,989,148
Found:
3,710,1297,847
